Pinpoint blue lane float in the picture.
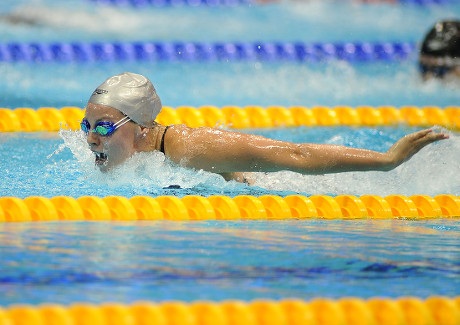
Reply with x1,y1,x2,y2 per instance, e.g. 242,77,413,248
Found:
0,41,416,64
87,0,252,6
399,0,450,5
86,0,450,7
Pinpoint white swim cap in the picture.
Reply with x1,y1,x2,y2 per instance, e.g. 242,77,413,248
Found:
88,72,162,128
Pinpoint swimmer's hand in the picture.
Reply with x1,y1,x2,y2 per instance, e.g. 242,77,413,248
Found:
384,129,449,170
220,172,256,185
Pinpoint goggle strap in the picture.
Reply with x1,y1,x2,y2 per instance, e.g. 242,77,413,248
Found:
114,116,131,129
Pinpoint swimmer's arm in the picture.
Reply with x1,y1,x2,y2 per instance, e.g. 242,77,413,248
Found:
254,128,448,174
168,127,448,174
219,172,256,185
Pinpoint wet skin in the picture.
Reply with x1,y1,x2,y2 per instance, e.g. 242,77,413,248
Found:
85,103,449,178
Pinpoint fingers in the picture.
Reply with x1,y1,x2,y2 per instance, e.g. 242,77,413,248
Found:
410,129,449,142
421,129,449,142
411,129,449,151
387,128,450,168
413,128,433,139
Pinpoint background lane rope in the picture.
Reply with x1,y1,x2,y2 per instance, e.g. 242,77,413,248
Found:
0,41,416,63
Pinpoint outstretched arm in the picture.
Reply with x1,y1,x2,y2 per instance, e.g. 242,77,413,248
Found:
166,126,449,175
383,128,449,169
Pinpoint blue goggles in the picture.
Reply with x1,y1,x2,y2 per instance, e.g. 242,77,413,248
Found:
419,63,453,78
80,116,131,136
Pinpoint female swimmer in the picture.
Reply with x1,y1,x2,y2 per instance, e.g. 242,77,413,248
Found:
83,72,449,183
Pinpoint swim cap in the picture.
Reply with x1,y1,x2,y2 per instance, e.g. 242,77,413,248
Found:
88,72,162,128
421,20,460,58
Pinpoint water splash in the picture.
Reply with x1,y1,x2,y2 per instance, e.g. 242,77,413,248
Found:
58,129,244,195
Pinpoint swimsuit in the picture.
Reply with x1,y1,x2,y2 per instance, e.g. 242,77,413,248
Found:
160,126,182,189
160,125,170,154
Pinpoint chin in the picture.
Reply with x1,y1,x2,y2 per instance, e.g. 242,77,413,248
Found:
96,158,128,173
94,150,134,173
95,157,112,173
96,163,109,173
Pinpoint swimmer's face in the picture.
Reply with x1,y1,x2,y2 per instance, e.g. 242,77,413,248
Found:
419,55,460,82
84,103,141,172
421,65,460,82
440,66,460,82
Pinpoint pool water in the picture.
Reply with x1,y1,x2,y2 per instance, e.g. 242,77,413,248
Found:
0,0,459,308
1,219,459,305
2,61,460,109
1,0,459,43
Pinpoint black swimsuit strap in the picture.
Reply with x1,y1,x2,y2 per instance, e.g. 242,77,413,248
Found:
160,125,170,154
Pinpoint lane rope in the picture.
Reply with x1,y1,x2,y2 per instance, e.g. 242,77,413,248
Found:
87,0,252,7
0,41,416,63
1,297,460,325
86,0,452,7
0,106,458,132
0,194,459,222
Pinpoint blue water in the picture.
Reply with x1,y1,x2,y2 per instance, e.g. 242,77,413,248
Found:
1,0,460,43
1,220,459,304
2,61,460,109
1,0,460,306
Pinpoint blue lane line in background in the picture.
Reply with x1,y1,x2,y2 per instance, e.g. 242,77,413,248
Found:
0,41,417,64
399,0,451,5
87,0,252,7
86,0,452,7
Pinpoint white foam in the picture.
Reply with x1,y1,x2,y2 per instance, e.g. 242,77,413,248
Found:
58,128,241,191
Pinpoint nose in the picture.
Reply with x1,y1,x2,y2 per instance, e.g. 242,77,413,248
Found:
86,130,100,148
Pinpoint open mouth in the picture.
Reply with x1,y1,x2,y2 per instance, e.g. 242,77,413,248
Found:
94,152,108,166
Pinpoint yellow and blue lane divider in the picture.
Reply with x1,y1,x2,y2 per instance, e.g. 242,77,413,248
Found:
0,105,459,132
1,296,460,325
0,194,459,221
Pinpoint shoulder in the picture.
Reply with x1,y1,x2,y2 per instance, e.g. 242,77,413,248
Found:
162,124,205,162
166,124,226,140
163,125,243,163
167,125,279,148
164,124,191,140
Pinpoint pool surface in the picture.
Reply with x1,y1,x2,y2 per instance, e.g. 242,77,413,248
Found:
0,0,459,317
1,219,459,305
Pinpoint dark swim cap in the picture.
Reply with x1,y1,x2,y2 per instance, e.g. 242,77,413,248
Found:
421,20,460,58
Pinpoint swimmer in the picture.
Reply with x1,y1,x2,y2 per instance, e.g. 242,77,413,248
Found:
83,72,449,184
419,19,460,81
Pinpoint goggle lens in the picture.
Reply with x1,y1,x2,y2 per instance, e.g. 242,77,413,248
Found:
419,64,453,78
80,119,90,134
80,119,116,136
95,125,113,136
